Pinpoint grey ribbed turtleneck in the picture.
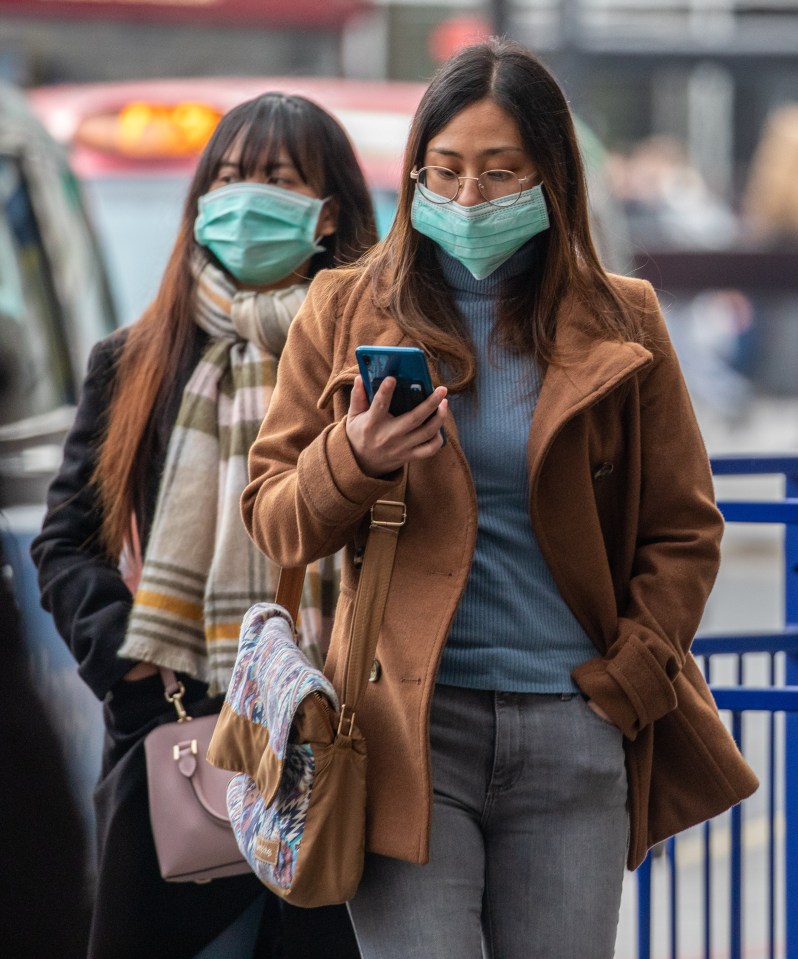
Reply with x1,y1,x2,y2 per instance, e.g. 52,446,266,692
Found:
436,244,595,693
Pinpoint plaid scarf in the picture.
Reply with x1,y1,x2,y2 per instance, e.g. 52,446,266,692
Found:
118,252,334,694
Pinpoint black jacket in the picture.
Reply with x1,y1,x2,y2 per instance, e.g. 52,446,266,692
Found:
31,330,203,700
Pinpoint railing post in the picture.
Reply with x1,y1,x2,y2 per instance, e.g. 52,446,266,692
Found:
731,656,744,959
785,470,798,959
637,852,652,959
730,712,743,959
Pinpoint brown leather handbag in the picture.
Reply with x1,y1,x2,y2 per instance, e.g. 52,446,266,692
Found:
207,476,406,907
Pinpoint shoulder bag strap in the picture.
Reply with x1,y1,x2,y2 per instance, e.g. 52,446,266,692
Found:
275,469,408,727
274,566,307,624
339,471,407,721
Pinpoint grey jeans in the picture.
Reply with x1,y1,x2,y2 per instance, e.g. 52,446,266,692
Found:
348,684,628,959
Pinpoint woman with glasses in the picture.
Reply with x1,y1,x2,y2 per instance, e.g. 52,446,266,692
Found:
241,40,757,958
31,93,374,959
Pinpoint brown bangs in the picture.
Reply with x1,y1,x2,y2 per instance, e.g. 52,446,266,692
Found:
236,96,325,194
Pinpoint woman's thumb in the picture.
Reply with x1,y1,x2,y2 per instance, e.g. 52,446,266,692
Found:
348,375,370,416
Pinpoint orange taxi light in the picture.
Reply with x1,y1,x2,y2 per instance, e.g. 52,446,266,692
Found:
75,101,223,159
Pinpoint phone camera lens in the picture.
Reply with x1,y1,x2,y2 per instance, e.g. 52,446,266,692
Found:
363,356,371,365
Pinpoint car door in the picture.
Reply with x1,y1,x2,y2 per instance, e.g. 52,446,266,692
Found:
0,81,116,859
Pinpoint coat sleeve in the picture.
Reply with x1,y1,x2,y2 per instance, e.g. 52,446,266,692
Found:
572,281,724,740
30,336,140,700
242,271,400,567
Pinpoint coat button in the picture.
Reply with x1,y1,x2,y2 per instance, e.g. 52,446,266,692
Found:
369,659,381,682
593,462,614,480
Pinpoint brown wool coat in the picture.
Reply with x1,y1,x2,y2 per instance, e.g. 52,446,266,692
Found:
241,266,759,871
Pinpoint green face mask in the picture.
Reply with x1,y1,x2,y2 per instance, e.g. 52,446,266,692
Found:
194,182,326,286
410,183,550,280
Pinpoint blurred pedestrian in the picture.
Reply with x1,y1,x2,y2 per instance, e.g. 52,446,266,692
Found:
240,40,758,959
743,103,798,243
606,135,739,249
30,92,376,959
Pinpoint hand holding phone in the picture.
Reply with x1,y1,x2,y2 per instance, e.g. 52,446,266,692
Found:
347,345,448,476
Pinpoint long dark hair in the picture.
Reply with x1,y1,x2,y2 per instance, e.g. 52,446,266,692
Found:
363,37,643,390
95,92,378,559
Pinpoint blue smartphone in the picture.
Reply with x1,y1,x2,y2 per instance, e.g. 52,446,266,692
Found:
356,345,435,414
355,345,446,442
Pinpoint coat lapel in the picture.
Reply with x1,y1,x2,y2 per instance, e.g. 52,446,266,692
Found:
529,293,653,481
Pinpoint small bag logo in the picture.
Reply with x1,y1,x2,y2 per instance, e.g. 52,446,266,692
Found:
256,837,281,865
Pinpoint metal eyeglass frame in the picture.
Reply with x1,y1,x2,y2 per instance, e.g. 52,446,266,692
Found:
410,166,534,207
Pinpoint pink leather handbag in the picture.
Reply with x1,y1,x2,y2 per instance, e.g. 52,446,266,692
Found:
143,668,250,883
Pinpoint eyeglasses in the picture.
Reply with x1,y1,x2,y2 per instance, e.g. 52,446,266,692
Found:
410,166,534,207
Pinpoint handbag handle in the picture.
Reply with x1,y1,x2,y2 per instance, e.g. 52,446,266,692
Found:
275,469,408,725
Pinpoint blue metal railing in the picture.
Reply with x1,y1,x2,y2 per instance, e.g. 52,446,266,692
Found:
636,454,798,959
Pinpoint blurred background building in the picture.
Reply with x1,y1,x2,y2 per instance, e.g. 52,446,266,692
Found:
2,2,798,200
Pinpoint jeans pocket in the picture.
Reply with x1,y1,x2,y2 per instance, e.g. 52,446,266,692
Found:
579,693,621,731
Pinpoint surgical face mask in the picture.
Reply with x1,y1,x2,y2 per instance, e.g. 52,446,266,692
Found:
194,181,327,286
410,183,550,280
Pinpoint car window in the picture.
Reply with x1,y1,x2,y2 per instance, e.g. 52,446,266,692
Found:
22,149,117,378
0,155,72,425
371,189,399,239
82,175,188,326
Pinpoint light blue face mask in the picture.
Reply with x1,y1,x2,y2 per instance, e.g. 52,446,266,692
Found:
194,181,327,286
410,183,550,280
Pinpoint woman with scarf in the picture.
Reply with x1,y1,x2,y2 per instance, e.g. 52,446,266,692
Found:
241,41,758,958
31,92,376,959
